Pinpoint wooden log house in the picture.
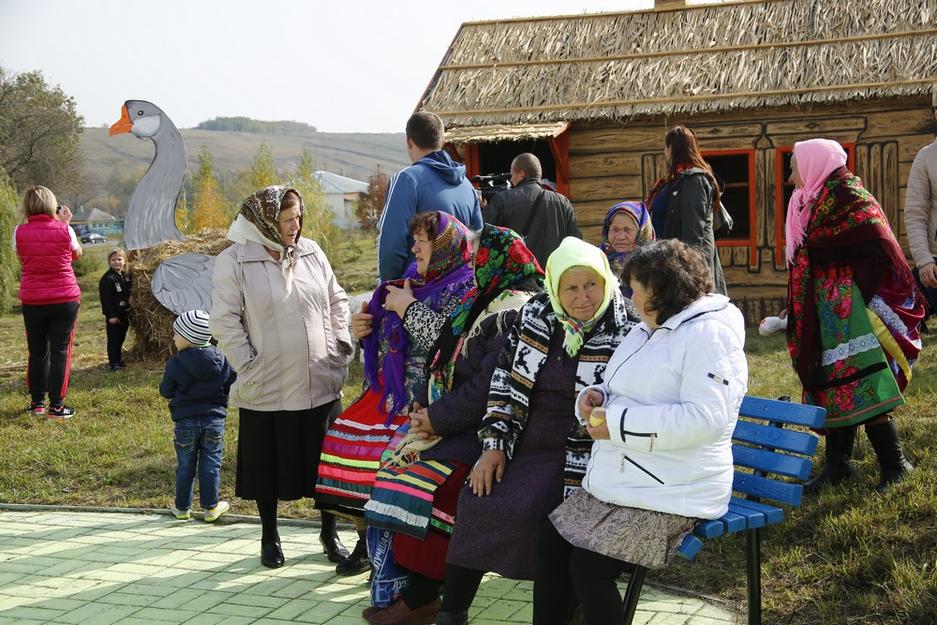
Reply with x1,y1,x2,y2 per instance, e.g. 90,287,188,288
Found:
416,0,937,312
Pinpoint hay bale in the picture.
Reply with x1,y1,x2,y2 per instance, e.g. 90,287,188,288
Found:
128,229,233,357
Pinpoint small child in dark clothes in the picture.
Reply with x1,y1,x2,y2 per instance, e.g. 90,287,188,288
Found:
99,248,131,371
159,310,237,522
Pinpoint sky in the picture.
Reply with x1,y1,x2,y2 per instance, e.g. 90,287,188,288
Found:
0,0,722,133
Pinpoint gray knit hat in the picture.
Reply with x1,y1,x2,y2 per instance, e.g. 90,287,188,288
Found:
173,310,212,347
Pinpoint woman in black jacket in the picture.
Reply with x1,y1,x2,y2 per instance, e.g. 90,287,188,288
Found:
99,248,131,371
646,126,727,295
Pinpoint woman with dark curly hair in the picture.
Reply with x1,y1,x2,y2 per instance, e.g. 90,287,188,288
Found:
532,239,748,625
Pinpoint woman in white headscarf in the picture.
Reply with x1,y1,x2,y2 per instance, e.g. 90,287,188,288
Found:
211,186,354,569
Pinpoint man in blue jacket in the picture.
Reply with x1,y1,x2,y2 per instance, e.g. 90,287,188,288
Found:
376,112,482,282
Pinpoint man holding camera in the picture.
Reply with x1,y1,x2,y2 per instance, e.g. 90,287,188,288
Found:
483,153,581,267
376,112,482,282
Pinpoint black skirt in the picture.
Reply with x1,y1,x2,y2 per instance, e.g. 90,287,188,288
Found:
236,400,341,501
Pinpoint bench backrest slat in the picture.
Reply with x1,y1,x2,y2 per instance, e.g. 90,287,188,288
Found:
732,445,814,480
733,471,803,506
738,396,826,428
732,420,819,456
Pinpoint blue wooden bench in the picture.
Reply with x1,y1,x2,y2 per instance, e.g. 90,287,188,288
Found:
621,396,827,625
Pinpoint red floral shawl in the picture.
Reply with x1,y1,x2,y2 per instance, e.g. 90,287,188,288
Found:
786,168,924,393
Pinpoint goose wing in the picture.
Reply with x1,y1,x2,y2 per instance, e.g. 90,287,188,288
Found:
151,253,216,315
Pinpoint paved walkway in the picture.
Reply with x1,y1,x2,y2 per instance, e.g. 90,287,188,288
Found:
0,510,738,625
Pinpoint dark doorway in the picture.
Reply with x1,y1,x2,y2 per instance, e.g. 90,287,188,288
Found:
477,140,557,184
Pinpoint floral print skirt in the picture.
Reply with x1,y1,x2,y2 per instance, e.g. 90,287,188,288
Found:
549,489,696,570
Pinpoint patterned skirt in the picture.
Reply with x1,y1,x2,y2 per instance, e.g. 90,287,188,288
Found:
549,489,696,570
314,387,408,517
388,463,470,581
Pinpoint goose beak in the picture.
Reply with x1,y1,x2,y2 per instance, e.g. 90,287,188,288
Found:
109,105,133,136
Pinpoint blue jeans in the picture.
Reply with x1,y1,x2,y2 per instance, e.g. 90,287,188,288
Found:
173,416,225,510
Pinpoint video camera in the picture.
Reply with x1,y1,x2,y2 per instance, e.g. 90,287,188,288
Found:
472,172,512,202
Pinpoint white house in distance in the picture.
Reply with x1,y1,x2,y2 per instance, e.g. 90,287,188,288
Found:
313,170,369,230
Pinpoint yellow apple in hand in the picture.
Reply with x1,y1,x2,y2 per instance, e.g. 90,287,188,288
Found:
589,406,606,428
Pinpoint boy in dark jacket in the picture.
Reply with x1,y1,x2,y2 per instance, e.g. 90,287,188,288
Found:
159,310,236,522
99,249,131,371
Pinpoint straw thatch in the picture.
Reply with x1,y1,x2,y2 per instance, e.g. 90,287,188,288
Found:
445,121,569,143
128,230,232,357
419,0,937,128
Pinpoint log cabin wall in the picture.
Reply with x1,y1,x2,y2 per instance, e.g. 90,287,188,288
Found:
567,95,936,297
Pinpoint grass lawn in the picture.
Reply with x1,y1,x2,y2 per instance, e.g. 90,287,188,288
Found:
2,239,936,623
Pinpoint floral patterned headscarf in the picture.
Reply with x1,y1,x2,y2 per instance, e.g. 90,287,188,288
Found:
226,185,304,294
428,225,543,395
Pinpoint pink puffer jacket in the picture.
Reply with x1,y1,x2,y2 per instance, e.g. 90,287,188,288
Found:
16,215,80,305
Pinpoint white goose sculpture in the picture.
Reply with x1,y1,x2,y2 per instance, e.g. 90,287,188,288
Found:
109,100,216,316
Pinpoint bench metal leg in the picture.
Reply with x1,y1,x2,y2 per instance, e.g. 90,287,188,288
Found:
621,565,648,625
746,528,762,625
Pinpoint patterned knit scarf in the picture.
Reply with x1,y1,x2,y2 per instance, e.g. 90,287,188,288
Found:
479,291,639,497
363,212,473,417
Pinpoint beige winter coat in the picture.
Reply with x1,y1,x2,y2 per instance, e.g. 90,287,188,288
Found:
903,138,937,268
210,238,353,411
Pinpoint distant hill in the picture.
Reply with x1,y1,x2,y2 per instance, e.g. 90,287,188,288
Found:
80,126,409,190
195,117,319,135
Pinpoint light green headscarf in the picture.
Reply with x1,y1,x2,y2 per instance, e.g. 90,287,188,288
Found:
545,236,619,356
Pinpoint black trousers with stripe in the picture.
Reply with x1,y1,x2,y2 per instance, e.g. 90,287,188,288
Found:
23,301,80,405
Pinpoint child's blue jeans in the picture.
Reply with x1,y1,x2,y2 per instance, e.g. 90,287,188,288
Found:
173,416,225,510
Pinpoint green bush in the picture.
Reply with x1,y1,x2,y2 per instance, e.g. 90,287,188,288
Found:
0,171,19,315
72,245,105,278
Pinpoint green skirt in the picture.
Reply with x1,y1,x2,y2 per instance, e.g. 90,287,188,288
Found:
805,281,903,428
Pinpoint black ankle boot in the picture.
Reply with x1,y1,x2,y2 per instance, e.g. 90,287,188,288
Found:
335,531,370,576
436,611,468,625
865,420,914,492
318,512,350,563
805,426,857,493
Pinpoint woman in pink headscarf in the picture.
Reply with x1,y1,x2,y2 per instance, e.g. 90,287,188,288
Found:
784,138,923,493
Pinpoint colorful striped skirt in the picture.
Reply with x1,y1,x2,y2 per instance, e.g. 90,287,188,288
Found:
389,463,470,581
314,387,408,517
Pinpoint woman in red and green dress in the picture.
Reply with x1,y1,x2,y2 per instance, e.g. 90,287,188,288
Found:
784,138,924,492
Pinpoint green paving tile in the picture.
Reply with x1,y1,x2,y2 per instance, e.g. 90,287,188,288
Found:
322,615,367,625
184,616,254,625
97,591,161,607
264,598,320,620
296,600,346,623
0,605,65,621
20,597,86,611
129,607,201,623
0,573,24,586
54,603,139,625
206,601,272,618
115,582,177,597
475,598,527,621
176,589,236,612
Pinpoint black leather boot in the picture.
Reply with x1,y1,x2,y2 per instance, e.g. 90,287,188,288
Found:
805,426,857,493
335,530,370,576
318,512,350,563
436,611,468,625
865,420,914,492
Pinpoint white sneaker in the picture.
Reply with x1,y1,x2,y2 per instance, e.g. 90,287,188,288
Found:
203,501,229,523
170,505,191,520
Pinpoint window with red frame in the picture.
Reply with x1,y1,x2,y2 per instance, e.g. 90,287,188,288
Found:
701,149,756,244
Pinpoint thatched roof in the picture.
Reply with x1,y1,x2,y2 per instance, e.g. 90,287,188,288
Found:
419,0,937,128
